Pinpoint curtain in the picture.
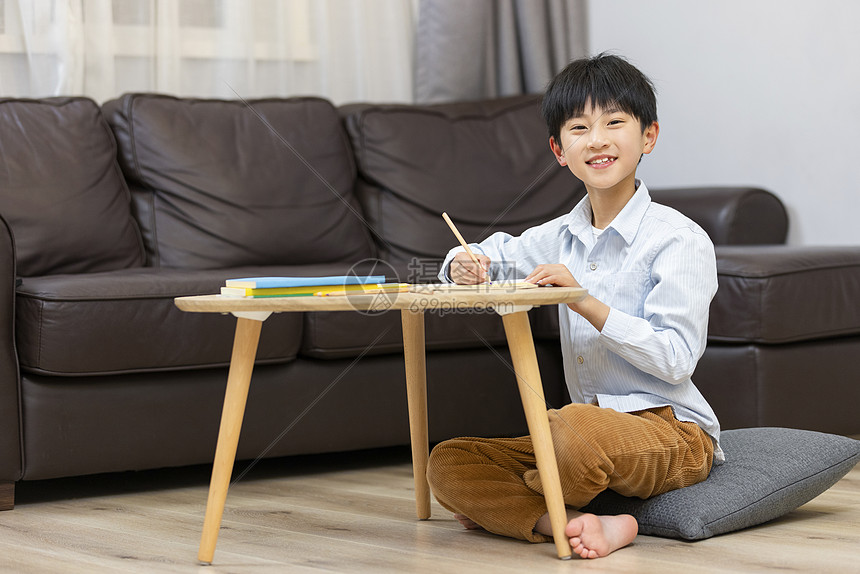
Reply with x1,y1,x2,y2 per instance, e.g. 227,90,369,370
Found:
414,0,588,103
0,0,586,105
0,0,415,104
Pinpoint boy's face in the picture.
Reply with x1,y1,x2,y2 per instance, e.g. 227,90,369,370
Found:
549,103,659,197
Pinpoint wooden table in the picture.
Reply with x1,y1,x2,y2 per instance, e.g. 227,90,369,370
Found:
175,285,587,562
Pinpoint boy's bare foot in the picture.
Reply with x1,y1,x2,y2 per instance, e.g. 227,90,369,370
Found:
534,510,638,558
453,513,484,530
564,512,638,559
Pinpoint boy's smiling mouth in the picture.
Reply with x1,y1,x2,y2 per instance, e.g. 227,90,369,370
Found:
586,155,617,168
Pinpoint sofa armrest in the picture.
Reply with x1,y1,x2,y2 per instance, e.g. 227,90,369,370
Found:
649,187,788,246
0,214,21,483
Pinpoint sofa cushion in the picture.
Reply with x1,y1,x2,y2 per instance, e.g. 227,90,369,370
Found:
710,246,860,343
301,308,513,359
343,95,586,266
103,94,374,269
13,265,353,376
0,97,144,276
581,427,860,540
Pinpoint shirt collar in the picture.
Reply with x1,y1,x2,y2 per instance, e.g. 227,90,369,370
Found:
565,180,651,246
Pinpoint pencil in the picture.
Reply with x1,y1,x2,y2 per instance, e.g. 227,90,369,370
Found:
441,212,491,284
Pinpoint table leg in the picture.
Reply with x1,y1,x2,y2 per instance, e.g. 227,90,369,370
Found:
401,309,431,520
198,317,264,564
501,311,572,560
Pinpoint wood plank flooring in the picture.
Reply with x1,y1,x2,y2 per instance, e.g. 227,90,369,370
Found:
1,446,858,573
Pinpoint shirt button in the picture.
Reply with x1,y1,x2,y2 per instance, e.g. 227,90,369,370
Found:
589,262,597,271
577,356,584,364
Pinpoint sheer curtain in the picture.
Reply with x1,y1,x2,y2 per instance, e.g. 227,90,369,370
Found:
0,0,415,104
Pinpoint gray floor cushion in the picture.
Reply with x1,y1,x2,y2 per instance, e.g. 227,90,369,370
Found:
580,427,860,540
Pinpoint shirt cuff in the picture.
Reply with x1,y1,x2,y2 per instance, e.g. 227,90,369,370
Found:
597,306,632,348
438,246,468,283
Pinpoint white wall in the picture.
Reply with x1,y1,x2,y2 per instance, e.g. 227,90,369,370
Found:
587,0,860,245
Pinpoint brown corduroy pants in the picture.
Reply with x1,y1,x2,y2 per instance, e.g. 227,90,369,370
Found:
427,403,714,543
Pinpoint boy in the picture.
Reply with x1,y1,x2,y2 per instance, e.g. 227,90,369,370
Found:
428,53,722,559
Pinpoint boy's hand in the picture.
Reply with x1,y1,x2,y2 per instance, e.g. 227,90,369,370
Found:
527,264,609,331
525,264,582,288
450,252,492,284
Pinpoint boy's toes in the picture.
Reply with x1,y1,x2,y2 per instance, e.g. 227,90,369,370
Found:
565,519,584,539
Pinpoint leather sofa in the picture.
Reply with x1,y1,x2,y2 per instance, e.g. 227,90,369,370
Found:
1,93,858,510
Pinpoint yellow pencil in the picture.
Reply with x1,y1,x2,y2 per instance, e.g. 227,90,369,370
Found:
442,212,491,284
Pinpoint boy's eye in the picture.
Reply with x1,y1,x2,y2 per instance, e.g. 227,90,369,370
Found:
608,119,624,126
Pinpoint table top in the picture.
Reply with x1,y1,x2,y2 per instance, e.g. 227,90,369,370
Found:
174,285,588,314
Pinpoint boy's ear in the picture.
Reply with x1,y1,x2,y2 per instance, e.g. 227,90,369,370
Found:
642,121,660,155
549,136,567,166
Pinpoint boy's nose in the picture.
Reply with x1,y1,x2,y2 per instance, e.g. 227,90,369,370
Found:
588,131,609,148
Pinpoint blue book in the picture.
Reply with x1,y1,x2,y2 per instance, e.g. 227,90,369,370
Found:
225,275,387,289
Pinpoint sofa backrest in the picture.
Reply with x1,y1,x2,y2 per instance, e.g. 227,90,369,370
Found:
0,97,145,277
342,95,586,272
103,94,375,269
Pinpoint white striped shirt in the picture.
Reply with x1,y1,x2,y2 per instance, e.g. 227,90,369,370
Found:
441,181,724,462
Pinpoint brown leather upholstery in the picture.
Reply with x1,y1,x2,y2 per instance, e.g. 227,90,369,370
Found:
0,98,144,276
710,246,860,343
694,340,860,435
15,267,302,375
650,187,788,245
301,309,512,359
0,215,21,483
103,94,375,269
20,342,566,480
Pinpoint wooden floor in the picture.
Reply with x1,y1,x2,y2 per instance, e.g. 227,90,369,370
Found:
1,446,858,573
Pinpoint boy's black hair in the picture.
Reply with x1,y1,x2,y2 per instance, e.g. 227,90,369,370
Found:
541,52,657,144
